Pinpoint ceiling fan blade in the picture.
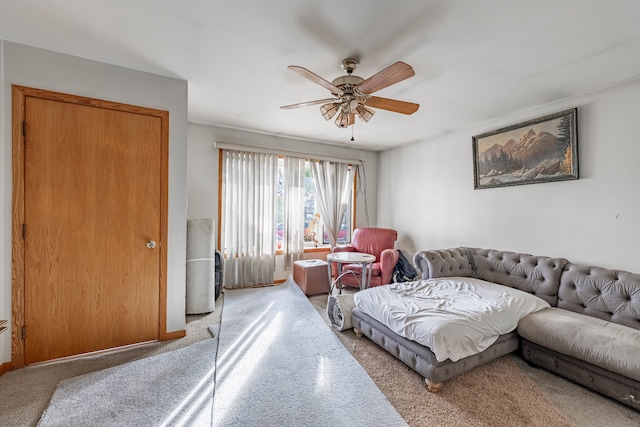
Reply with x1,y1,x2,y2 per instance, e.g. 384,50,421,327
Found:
287,66,344,95
281,98,338,109
357,62,415,95
366,96,419,115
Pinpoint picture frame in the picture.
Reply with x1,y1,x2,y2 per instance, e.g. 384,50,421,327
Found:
472,108,578,189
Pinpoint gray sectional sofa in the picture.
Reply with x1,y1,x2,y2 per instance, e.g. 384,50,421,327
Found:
411,248,640,410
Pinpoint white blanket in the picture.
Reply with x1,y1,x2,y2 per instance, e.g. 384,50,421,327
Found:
354,277,550,362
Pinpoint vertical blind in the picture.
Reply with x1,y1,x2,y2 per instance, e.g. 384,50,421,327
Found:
221,150,277,288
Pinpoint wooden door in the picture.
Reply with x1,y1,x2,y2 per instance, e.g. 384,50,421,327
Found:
15,88,167,364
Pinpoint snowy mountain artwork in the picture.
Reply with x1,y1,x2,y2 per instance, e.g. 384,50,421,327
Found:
472,108,578,189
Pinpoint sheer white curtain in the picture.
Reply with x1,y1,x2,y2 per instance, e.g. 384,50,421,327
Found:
221,150,277,288
310,160,355,249
281,156,306,270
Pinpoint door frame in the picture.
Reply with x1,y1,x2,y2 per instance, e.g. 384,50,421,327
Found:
11,85,170,368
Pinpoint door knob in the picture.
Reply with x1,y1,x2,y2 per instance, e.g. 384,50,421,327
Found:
147,240,157,249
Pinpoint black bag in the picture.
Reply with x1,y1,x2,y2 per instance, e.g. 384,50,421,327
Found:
214,250,223,300
392,250,419,283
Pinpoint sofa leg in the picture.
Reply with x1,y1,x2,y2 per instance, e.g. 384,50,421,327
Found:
354,328,363,338
425,379,443,393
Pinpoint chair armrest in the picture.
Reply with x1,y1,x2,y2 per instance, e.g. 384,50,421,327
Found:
379,248,400,285
332,244,356,253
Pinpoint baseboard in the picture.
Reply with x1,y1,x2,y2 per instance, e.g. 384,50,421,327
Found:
160,329,186,341
0,361,12,376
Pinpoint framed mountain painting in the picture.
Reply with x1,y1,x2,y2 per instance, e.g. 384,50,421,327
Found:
472,108,578,189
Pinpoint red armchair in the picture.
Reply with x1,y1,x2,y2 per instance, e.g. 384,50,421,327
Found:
331,227,399,288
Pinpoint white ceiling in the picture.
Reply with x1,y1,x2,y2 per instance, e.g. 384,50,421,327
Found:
2,1,640,151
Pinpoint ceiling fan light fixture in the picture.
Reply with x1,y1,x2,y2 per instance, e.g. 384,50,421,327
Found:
348,98,359,112
356,105,375,123
335,111,350,128
320,103,339,120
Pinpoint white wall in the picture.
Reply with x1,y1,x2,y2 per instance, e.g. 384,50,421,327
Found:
187,124,220,221
186,123,380,280
0,41,189,365
378,78,640,273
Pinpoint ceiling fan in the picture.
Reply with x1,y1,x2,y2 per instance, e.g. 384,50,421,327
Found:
281,58,419,128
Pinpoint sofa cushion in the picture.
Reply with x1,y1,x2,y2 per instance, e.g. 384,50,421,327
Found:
518,307,640,381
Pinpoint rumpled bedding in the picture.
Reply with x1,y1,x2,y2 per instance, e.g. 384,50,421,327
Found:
354,277,550,362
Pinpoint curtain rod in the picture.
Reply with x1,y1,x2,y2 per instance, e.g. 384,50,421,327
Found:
214,141,363,165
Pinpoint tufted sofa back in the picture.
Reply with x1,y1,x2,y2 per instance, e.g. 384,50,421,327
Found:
470,248,569,306
558,264,640,330
414,247,569,306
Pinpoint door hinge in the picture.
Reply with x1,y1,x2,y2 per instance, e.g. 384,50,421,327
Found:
22,121,26,137
22,326,26,340
22,224,26,239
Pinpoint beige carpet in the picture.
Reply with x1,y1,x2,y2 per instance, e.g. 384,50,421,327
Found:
352,336,573,427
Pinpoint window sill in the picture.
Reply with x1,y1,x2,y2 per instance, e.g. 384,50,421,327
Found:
305,246,332,253
275,246,331,256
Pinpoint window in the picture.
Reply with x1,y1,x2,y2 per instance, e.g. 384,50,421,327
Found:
275,158,353,250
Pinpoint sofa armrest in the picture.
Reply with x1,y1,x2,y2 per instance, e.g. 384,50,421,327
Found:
380,248,400,285
413,248,474,279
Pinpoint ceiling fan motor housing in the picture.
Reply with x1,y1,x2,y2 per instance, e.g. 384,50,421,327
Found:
331,75,364,90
